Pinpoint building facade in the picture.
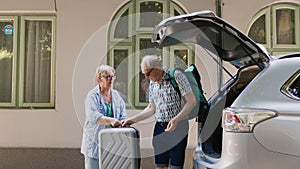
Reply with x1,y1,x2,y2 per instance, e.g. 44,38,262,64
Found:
0,0,299,168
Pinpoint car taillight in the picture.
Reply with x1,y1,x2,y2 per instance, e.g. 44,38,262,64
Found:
222,107,277,132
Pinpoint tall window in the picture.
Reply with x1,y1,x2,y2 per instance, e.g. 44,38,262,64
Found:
108,0,194,108
247,2,300,56
0,15,56,108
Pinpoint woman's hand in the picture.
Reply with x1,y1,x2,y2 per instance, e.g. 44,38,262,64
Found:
110,119,122,127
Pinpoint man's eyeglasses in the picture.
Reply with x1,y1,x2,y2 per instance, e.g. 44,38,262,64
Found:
101,75,116,80
143,68,154,77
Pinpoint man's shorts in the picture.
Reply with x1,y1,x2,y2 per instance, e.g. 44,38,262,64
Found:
152,121,188,168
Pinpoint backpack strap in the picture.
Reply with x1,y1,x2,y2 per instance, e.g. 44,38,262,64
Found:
169,68,181,96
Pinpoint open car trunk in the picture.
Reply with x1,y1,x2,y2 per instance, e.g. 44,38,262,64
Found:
200,64,262,158
152,10,270,158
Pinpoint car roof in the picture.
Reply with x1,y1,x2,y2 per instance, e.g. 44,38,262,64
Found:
152,10,270,68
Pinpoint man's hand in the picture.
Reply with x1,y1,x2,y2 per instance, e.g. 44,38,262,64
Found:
165,118,179,132
121,119,135,127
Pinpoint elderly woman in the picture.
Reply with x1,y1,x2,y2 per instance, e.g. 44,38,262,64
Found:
81,65,127,169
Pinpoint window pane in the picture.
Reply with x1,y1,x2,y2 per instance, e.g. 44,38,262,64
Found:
24,20,52,103
174,9,180,16
139,38,161,57
140,1,163,27
113,49,128,103
0,21,14,102
114,9,129,39
139,78,150,103
174,49,188,69
139,38,161,102
276,9,295,44
288,74,300,99
248,15,266,44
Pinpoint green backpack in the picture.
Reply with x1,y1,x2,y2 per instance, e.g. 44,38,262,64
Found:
169,64,210,122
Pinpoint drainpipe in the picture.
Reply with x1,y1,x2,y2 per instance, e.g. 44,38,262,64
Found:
54,0,57,11
216,0,222,17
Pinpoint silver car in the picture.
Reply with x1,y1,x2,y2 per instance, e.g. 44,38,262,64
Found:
152,10,300,169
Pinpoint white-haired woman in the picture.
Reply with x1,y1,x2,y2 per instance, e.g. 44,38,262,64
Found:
81,65,127,169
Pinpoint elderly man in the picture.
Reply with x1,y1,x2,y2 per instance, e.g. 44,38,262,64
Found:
122,55,197,169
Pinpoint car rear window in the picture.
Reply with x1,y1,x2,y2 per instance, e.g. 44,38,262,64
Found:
288,75,300,98
281,70,300,100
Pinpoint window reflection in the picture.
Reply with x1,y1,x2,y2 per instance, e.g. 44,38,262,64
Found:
140,1,163,27
114,9,129,39
113,49,129,103
140,78,150,102
139,38,161,57
249,15,266,44
276,9,295,44
174,9,180,16
0,21,13,102
24,20,52,103
288,75,300,98
174,49,188,69
139,38,161,102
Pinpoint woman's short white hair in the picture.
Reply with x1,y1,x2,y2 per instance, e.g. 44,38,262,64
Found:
95,65,115,80
140,55,163,69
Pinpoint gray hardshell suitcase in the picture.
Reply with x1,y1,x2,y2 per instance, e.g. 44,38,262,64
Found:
99,127,140,169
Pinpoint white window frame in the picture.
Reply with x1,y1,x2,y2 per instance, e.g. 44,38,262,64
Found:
272,4,300,49
19,16,56,107
109,0,187,109
247,3,300,56
170,45,194,68
109,3,133,43
136,0,167,32
246,8,271,49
